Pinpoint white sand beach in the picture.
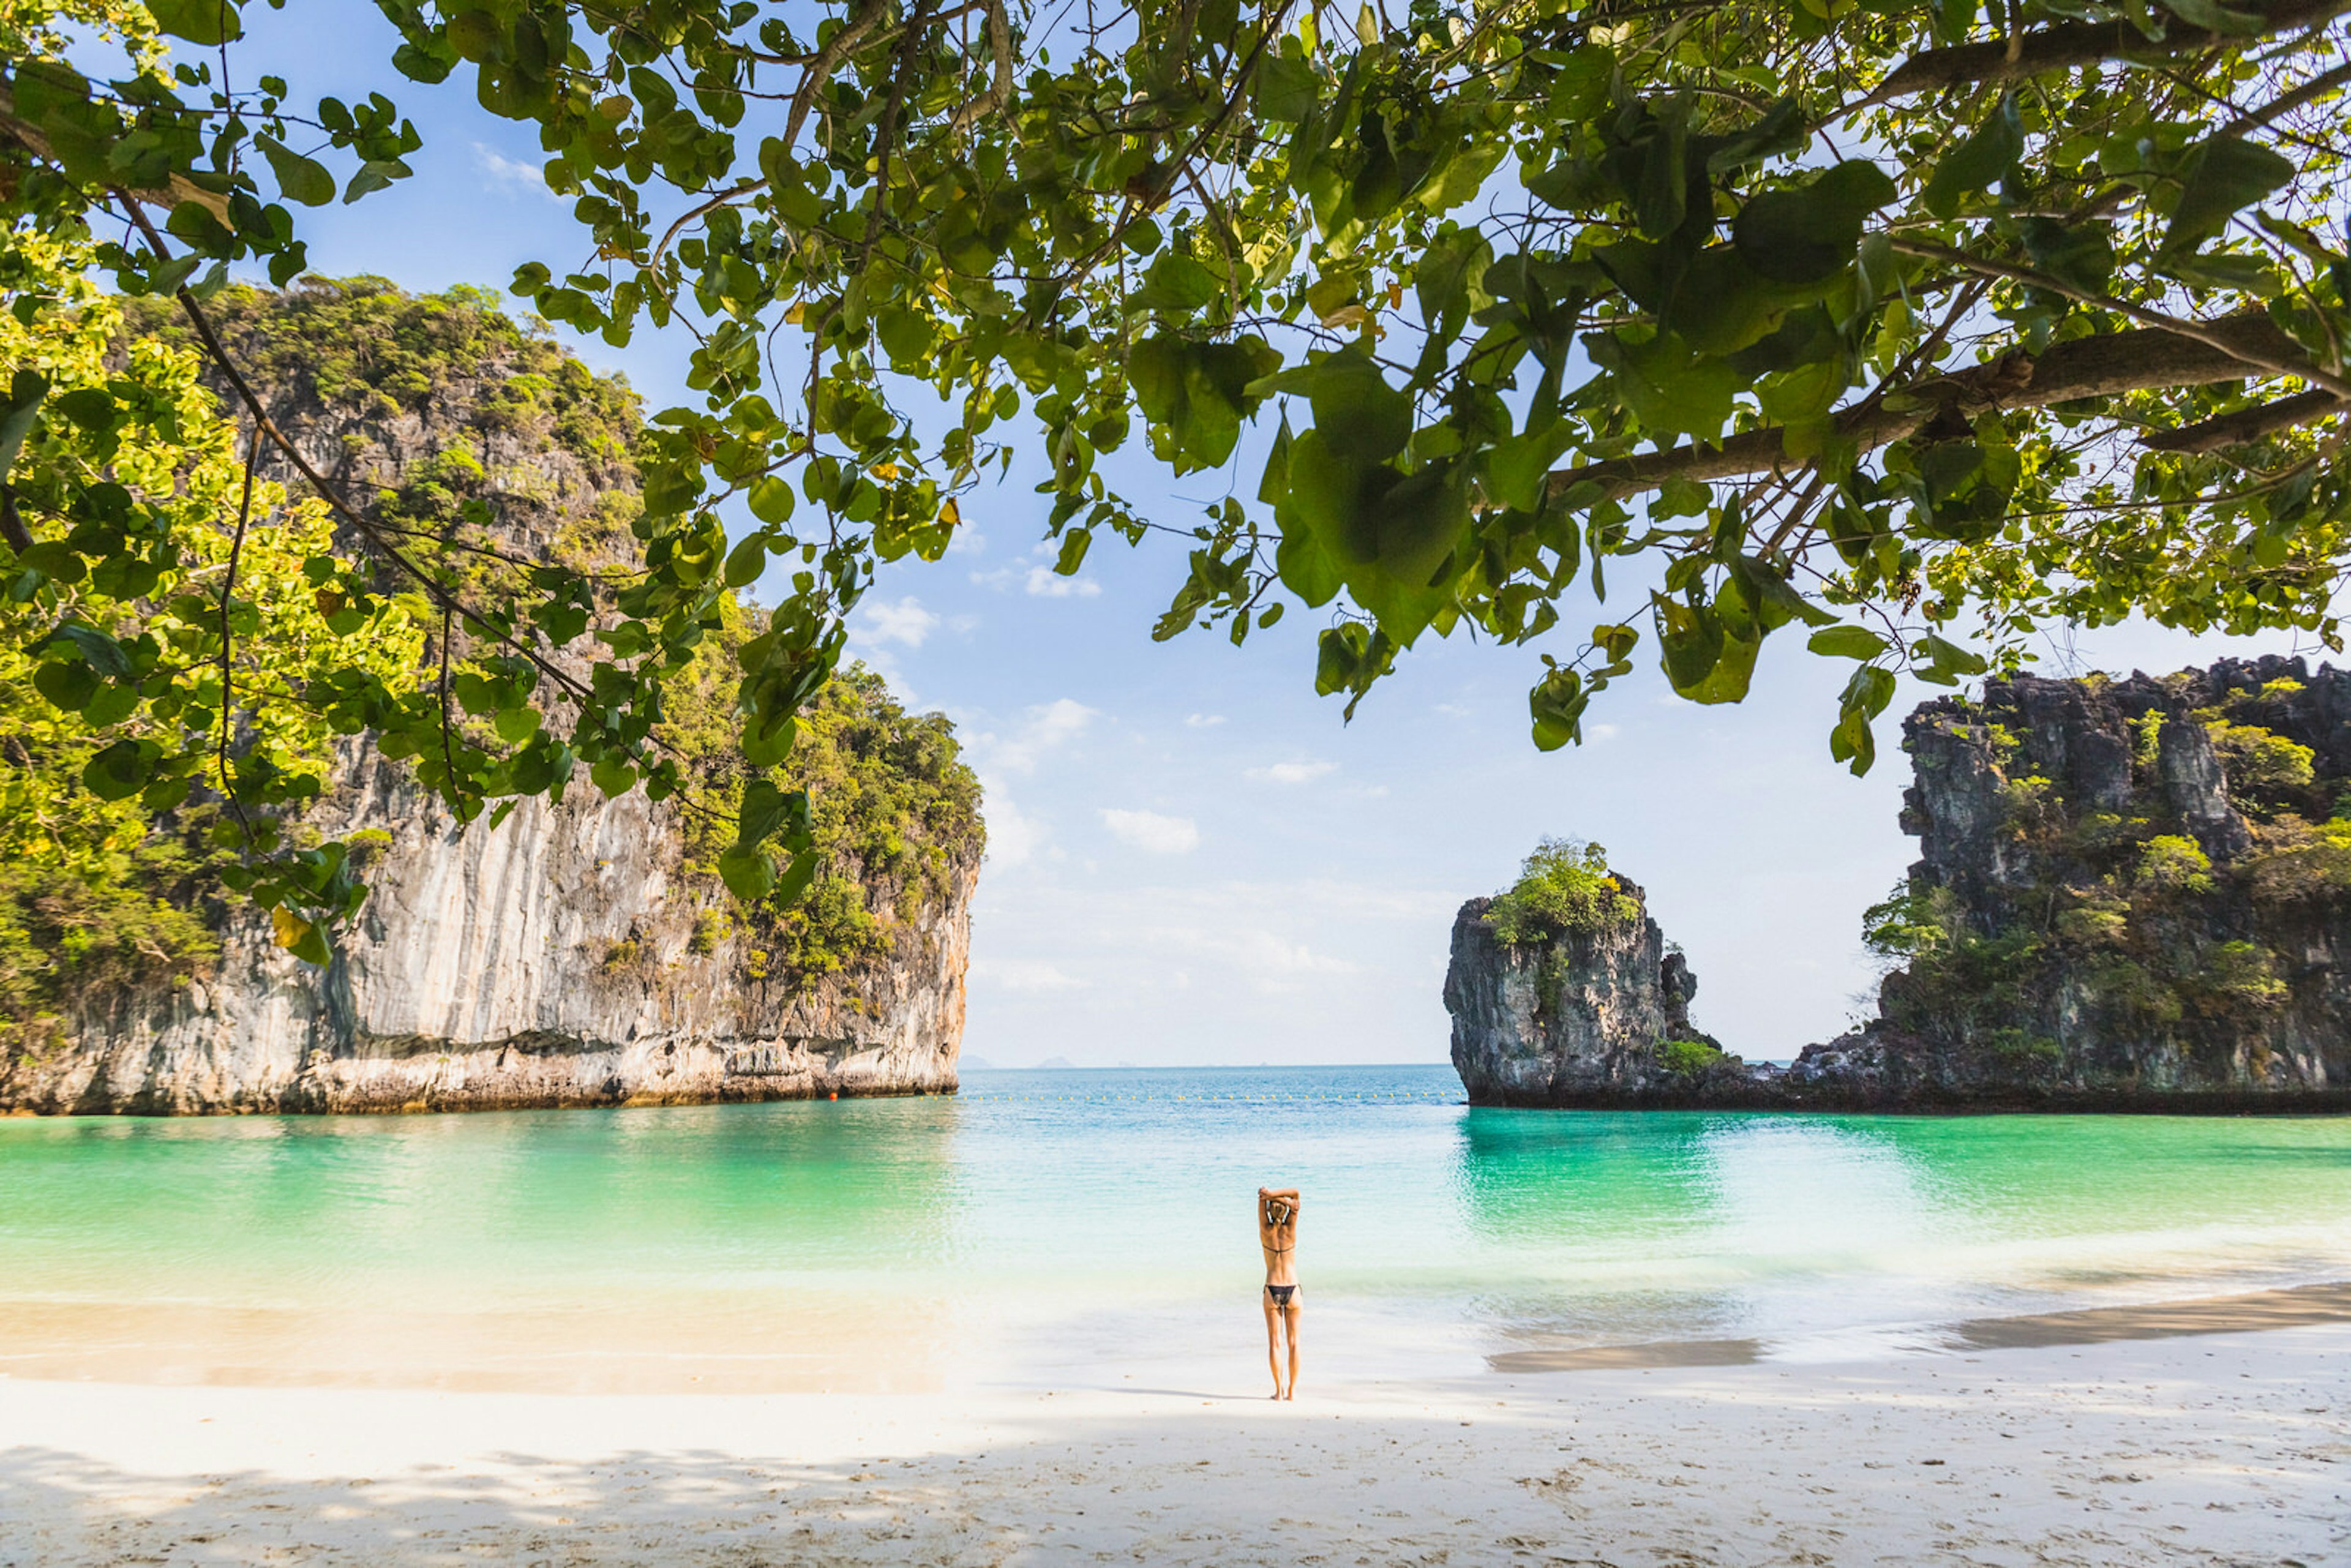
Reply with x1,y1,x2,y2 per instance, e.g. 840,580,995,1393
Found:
4,1315,2345,1566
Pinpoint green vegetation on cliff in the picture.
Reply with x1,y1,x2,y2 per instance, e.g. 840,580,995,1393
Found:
2,274,981,1050
1488,838,1641,946
1860,665,2351,1084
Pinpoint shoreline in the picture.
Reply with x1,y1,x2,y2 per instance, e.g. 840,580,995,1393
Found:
8,1275,2346,1399
5,1318,2343,1566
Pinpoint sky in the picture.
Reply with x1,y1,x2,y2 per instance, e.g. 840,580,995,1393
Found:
184,9,2327,1066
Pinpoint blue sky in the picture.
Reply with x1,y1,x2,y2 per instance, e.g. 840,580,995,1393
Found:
211,9,2314,1065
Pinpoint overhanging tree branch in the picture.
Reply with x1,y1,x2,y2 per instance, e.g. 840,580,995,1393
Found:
1886,236,2351,399
1545,315,2322,505
1871,0,2351,102
2142,388,2347,452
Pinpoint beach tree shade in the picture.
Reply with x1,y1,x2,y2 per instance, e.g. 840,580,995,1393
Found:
4,0,2351,949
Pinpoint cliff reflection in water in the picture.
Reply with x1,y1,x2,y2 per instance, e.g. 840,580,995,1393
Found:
0,1098,968,1392
1447,1109,2351,1356
1446,1111,1953,1349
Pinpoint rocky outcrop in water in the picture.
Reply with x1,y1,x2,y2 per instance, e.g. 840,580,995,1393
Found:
1781,657,2351,1110
1445,659,2351,1111
1445,873,1741,1106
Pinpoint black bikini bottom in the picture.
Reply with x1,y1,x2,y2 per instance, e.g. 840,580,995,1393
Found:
1265,1284,1297,1308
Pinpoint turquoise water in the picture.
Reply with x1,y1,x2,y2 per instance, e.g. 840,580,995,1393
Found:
2,1064,2348,1390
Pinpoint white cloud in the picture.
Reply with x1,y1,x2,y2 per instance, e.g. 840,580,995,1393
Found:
973,698,1096,777
983,793,1045,869
1146,923,1360,991
1100,808,1200,855
1026,565,1102,598
474,143,558,200
972,958,1086,993
1185,713,1226,728
1248,760,1337,786
854,595,939,649
966,699,1098,870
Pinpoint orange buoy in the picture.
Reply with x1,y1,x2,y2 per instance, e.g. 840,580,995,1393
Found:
828,1091,838,1100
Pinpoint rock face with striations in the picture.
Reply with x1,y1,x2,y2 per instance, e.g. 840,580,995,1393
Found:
1,281,981,1114
1445,868,1739,1106
4,740,977,1114
1783,658,2351,1109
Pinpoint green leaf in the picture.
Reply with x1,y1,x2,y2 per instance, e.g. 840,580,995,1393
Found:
2155,0,2267,32
81,738,151,800
743,715,799,771
1588,332,1742,444
590,754,637,797
1920,95,2023,218
1486,425,1575,512
1275,523,1344,607
2162,135,2295,255
718,844,776,901
747,475,796,524
493,706,542,744
1733,161,1897,284
149,0,242,45
1414,227,1492,335
1254,48,1321,122
1129,251,1218,313
32,657,100,712
1809,625,1890,660
1,369,48,475
1372,463,1471,586
48,620,133,677
735,777,806,849
271,904,332,965
1831,664,1898,776
1262,347,1414,466
2020,217,2115,294
343,159,413,204
255,133,335,206
1913,632,1988,685
773,849,820,906
1528,666,1586,751
52,388,115,431
723,533,769,588
1655,596,1723,693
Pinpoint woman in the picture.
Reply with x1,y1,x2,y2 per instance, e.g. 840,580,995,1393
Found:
1258,1185,1302,1400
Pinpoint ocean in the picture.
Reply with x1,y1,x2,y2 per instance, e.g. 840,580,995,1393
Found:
2,1063,2347,1393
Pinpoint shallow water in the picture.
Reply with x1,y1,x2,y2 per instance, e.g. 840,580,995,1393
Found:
2,1063,2347,1392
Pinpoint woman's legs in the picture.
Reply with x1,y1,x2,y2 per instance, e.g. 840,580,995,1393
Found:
1262,1291,1286,1398
1281,1297,1302,1399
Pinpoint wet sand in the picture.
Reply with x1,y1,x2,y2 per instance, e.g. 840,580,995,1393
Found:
4,1311,2345,1566
1490,1278,2351,1373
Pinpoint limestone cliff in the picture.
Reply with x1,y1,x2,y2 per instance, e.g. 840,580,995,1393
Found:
2,282,981,1114
1785,658,2351,1109
1445,847,1739,1106
3,727,976,1113
1443,660,2351,1111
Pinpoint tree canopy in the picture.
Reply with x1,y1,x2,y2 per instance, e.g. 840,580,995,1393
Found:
4,0,2349,948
